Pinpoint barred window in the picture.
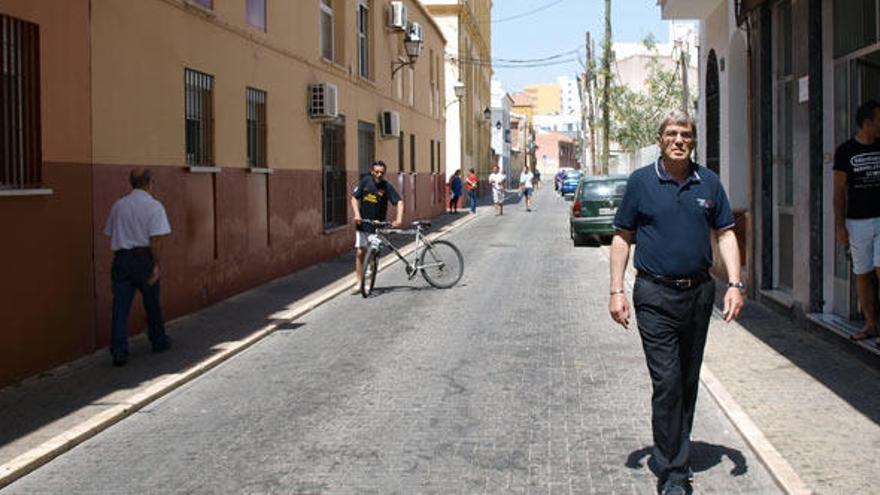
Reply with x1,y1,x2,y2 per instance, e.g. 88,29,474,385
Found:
246,87,267,168
185,69,214,167
1,15,41,190
322,117,347,229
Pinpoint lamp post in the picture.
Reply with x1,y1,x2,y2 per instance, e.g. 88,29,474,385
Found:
392,23,424,77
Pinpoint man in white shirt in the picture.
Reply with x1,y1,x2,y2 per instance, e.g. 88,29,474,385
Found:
488,164,507,216
519,164,535,212
104,169,173,366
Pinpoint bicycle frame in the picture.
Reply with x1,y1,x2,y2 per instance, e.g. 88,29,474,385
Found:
367,225,438,276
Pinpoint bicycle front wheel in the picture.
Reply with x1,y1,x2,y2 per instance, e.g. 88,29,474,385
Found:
361,249,379,297
419,239,464,289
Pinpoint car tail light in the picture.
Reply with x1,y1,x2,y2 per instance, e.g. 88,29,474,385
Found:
572,199,581,217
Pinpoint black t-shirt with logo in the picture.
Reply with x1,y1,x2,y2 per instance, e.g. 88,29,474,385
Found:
352,175,401,232
833,138,880,219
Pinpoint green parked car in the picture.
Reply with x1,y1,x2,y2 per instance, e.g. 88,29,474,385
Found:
569,175,629,246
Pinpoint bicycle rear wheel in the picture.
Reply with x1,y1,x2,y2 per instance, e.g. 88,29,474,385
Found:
361,249,378,297
419,239,464,289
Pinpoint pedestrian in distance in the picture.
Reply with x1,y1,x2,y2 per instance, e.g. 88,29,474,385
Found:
533,167,542,189
834,100,880,346
608,110,745,495
465,168,479,214
448,169,463,214
488,164,507,216
519,164,535,212
351,160,404,294
103,169,173,367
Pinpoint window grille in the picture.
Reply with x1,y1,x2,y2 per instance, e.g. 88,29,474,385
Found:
1,14,41,190
185,68,214,167
246,87,267,168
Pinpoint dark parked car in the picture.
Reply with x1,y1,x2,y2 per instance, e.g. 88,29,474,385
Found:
570,175,629,245
559,170,581,198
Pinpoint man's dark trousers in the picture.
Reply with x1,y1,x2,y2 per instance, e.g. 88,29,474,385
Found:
633,276,715,484
110,250,168,359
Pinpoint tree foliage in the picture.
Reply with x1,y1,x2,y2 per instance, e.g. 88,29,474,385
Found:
610,36,693,153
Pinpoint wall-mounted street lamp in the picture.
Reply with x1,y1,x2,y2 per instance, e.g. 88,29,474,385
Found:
495,120,502,130
445,81,466,109
482,107,492,121
392,22,424,77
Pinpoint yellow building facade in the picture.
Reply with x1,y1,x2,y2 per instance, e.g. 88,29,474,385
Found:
423,0,492,181
1,0,448,386
523,83,562,115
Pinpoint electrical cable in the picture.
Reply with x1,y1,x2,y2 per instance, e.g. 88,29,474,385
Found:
492,0,567,24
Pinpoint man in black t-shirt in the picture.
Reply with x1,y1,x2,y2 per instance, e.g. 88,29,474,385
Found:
350,160,404,293
833,100,880,344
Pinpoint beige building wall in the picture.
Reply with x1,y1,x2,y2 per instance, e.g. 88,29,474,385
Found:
523,83,562,115
91,0,445,174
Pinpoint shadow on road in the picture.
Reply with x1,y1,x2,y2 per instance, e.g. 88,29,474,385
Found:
625,441,748,477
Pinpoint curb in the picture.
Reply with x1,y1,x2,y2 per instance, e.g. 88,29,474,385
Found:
0,213,478,489
597,245,812,495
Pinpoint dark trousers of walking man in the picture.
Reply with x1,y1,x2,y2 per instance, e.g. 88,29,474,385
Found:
111,249,167,359
633,276,715,479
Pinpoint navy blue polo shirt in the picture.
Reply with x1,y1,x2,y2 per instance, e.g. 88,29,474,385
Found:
613,159,735,278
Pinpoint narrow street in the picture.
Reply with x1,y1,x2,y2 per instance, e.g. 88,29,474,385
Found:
2,187,779,494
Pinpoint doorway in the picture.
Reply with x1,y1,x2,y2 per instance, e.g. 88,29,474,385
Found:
831,51,880,320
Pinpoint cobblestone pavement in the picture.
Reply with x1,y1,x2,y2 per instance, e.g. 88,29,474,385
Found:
3,186,778,494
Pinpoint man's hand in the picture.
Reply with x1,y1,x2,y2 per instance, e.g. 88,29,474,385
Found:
836,224,849,245
722,287,745,322
609,293,630,328
147,263,160,286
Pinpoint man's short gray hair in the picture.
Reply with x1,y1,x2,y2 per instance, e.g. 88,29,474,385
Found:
657,110,697,140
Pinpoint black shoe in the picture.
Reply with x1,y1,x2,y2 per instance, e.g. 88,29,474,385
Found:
659,479,691,495
112,355,128,367
151,337,173,353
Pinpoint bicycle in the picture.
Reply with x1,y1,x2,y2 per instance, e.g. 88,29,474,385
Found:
358,219,464,297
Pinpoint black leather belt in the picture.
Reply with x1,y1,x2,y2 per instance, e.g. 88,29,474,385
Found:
115,247,151,256
637,270,710,290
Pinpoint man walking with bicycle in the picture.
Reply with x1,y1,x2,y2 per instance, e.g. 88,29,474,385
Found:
351,160,404,294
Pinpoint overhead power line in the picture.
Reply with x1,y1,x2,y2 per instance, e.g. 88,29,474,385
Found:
492,0,567,23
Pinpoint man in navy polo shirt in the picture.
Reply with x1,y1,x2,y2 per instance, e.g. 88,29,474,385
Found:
608,110,744,495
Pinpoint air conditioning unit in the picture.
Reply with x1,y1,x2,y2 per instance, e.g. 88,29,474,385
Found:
408,21,423,42
388,1,407,31
381,110,400,137
308,83,338,120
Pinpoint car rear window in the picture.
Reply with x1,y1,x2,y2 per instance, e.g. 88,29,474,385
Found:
580,179,627,199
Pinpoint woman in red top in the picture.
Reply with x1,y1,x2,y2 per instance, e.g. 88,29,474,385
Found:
465,168,479,214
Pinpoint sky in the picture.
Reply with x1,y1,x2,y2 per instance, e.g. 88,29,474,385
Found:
491,0,673,92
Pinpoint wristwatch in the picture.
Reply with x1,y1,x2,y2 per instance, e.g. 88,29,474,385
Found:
727,281,745,292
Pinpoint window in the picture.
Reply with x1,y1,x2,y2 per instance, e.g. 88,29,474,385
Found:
185,68,214,167
322,117,347,229
1,14,41,190
246,0,266,31
409,134,416,173
436,140,442,174
246,87,267,168
358,121,375,178
320,0,334,60
430,139,435,173
833,0,876,57
357,0,370,78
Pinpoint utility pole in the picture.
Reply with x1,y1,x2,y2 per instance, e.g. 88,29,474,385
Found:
585,31,597,175
602,0,612,175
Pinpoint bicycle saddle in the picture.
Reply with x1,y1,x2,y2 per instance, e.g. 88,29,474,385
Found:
412,220,432,227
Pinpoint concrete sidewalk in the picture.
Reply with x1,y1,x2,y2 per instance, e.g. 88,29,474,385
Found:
0,210,479,487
